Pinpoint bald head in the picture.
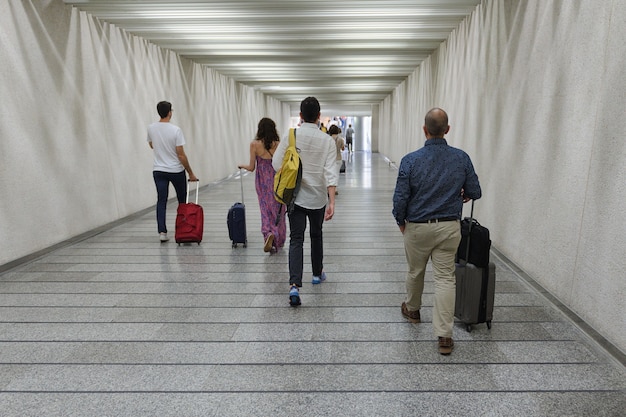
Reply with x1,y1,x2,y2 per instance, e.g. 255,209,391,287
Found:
424,108,449,138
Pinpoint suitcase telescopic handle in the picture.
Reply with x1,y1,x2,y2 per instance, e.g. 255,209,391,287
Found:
186,180,199,204
464,200,475,263
239,168,245,205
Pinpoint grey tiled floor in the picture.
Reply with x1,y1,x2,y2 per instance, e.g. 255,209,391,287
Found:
0,152,624,416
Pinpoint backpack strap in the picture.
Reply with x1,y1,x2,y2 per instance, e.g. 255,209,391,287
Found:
289,128,296,147
274,128,299,225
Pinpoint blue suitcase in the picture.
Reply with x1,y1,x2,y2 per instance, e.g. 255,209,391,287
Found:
227,170,247,248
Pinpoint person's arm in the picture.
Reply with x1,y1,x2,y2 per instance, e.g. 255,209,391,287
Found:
272,134,288,171
462,156,481,201
176,145,198,181
324,138,338,221
325,185,336,221
238,141,257,172
392,158,410,233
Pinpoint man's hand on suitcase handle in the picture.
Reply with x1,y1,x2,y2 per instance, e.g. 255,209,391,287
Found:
461,188,471,203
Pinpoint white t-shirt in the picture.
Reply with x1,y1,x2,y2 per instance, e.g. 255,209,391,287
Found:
147,122,186,172
272,123,337,210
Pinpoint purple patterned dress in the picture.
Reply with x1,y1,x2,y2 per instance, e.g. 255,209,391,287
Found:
255,156,286,249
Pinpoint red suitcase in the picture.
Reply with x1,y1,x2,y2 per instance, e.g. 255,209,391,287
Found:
175,180,203,245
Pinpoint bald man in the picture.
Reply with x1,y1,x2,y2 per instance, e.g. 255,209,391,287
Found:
392,107,482,355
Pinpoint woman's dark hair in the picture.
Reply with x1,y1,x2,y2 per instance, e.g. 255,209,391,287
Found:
328,125,341,136
256,117,279,151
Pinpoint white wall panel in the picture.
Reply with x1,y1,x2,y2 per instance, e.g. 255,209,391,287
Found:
378,0,625,353
0,0,287,266
571,0,626,352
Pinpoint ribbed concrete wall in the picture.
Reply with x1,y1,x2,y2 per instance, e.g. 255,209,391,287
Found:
378,0,625,354
0,1,290,266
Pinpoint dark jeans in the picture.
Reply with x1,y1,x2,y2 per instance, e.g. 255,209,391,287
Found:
288,204,326,287
153,170,187,234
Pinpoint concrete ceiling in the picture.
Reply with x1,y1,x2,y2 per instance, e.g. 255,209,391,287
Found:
63,0,481,116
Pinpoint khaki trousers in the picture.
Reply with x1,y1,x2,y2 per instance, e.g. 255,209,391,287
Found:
403,220,461,338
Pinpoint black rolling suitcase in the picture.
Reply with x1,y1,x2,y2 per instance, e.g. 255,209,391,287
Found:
455,200,496,332
227,169,247,248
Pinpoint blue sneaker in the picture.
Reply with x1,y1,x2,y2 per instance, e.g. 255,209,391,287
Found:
311,271,327,285
289,285,301,306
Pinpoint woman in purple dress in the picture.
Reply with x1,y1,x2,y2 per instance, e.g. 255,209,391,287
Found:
238,118,286,253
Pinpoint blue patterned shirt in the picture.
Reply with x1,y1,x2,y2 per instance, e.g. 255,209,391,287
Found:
392,138,481,224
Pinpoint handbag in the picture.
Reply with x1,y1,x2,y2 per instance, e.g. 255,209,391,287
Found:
455,201,491,267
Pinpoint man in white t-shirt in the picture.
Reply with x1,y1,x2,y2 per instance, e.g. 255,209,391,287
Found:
147,101,198,242
272,96,337,306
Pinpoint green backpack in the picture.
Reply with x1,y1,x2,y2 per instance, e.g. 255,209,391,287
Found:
274,128,302,213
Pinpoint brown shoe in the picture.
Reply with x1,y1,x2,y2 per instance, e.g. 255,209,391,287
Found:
438,337,454,355
263,234,274,252
401,302,420,323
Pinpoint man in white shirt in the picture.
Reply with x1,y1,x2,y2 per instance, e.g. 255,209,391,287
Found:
147,101,198,242
272,97,338,306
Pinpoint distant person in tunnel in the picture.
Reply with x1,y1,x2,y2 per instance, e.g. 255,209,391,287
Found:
328,124,345,194
147,101,198,243
345,124,354,153
392,107,481,355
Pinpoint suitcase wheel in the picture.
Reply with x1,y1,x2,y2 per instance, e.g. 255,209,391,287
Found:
466,324,472,333
487,321,492,329
243,241,247,248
